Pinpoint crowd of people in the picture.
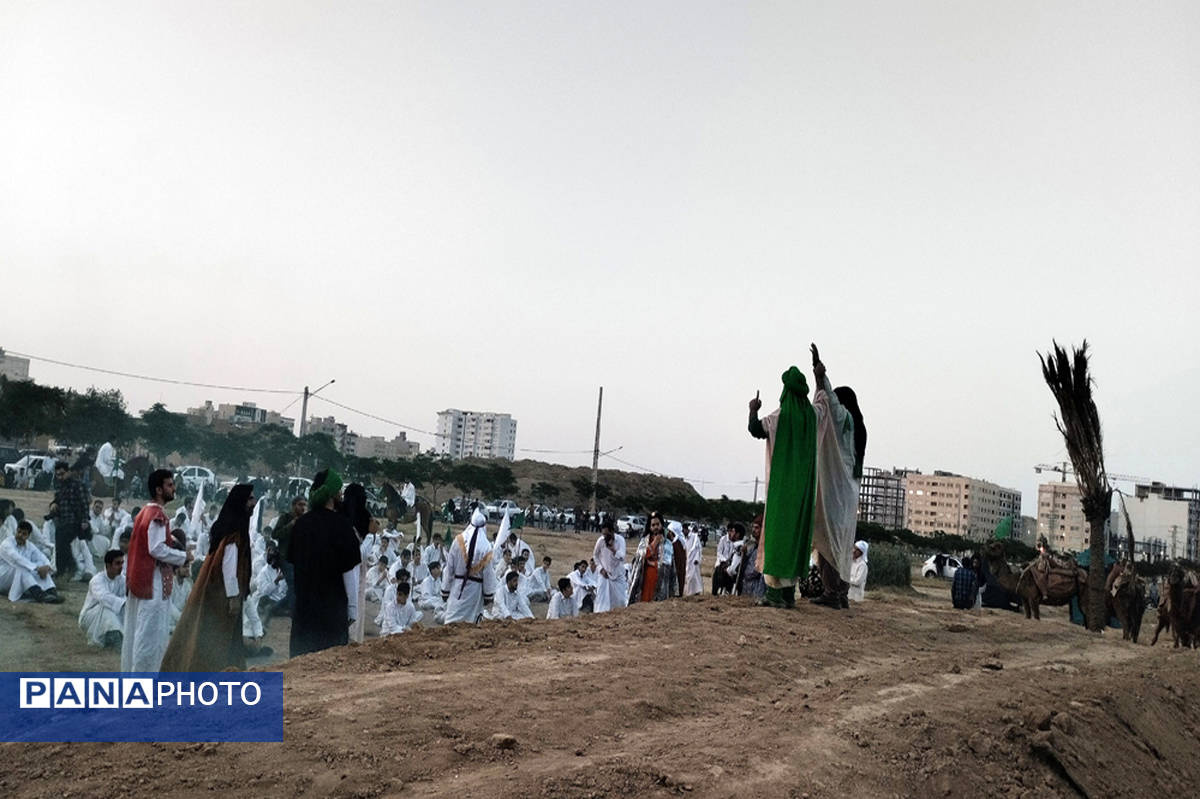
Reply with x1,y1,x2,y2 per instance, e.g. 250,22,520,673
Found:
0,342,878,672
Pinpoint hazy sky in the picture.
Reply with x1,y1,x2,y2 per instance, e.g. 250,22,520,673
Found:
3,2,1198,513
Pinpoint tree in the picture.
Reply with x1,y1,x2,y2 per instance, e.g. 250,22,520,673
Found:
480,464,517,499
58,388,134,447
196,428,252,475
251,424,297,476
1040,340,1112,631
138,403,195,464
530,481,560,504
0,377,67,441
295,433,343,475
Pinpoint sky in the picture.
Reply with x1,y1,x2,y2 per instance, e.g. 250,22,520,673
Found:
3,1,1198,514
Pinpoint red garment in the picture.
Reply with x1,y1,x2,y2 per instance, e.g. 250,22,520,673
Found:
126,504,171,600
640,538,661,603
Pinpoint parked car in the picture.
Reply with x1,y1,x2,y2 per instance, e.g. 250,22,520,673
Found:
616,515,646,534
4,454,54,489
175,465,218,495
922,554,962,580
486,499,522,519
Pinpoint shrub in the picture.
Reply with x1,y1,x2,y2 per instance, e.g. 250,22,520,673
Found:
865,543,911,589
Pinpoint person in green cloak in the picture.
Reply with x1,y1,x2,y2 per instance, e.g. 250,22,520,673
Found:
748,365,819,608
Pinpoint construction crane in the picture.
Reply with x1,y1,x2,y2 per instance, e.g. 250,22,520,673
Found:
1032,462,1156,486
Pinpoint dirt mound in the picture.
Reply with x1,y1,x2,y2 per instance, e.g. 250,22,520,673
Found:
3,592,1199,798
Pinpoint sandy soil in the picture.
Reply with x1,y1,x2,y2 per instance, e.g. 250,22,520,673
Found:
3,489,1199,798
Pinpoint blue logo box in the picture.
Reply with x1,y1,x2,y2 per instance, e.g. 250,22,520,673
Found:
1,672,283,742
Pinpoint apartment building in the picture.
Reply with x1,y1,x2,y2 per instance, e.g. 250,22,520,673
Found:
435,409,517,460
904,470,1022,540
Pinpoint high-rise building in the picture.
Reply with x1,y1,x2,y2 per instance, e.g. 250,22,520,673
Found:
1131,483,1197,560
904,471,1021,541
354,433,420,460
1036,482,1089,552
435,409,517,460
858,467,917,530
0,348,30,381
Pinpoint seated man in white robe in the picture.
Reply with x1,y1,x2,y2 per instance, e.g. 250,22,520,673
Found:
409,546,430,585
422,538,447,571
414,561,446,623
13,510,56,562
364,555,391,603
377,581,422,635
89,500,112,558
79,550,126,647
103,499,133,541
0,521,62,603
493,547,514,583
489,571,534,620
546,577,577,620
390,547,415,581
527,556,553,602
243,549,288,655
569,560,596,614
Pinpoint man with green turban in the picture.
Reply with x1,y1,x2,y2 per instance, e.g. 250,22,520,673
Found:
748,365,818,608
288,468,363,656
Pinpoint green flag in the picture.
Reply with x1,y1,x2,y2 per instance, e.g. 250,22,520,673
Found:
994,516,1013,540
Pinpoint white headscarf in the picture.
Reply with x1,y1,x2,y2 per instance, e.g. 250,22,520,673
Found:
469,508,487,528
667,520,683,538
854,540,869,564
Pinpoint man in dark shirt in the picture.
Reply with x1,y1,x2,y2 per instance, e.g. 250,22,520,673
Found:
51,460,91,578
951,559,979,609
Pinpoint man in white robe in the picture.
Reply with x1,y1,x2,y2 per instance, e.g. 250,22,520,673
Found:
683,525,704,596
569,560,596,613
377,581,422,635
440,509,496,624
363,556,391,603
415,562,446,622
79,550,126,647
528,556,553,602
546,578,576,620
89,500,112,558
122,471,191,672
168,564,192,632
422,538,447,571
489,571,534,620
103,498,133,540
592,522,628,613
0,521,62,603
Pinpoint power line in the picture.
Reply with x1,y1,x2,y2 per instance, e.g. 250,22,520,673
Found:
7,349,299,395
308,394,443,438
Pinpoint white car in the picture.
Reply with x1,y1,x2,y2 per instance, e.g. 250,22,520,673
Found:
486,499,522,519
616,515,647,534
175,465,217,495
922,554,962,580
4,454,55,488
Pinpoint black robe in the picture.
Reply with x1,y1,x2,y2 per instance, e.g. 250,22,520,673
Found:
288,507,362,657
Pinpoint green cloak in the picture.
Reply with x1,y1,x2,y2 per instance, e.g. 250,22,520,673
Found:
762,367,819,581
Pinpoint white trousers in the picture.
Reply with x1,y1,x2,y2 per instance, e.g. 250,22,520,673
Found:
0,562,57,601
122,578,171,672
593,575,628,613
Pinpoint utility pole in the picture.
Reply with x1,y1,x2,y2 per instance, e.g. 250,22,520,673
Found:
752,476,759,504
1170,524,1179,559
590,387,603,515
299,386,310,438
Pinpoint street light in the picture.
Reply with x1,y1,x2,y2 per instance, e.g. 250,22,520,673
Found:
298,379,336,438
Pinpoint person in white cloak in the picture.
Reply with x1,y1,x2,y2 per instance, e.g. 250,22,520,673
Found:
546,577,577,620
363,555,391,603
103,498,133,540
14,511,56,561
415,561,446,622
592,518,628,613
0,521,63,603
489,571,534,620
422,538,447,571
243,550,287,644
79,550,126,647
569,560,596,613
89,499,112,558
377,581,422,635
847,541,869,602
683,524,704,596
527,556,553,602
409,545,430,585
440,508,497,624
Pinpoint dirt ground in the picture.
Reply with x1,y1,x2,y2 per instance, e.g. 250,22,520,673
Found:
3,489,1199,798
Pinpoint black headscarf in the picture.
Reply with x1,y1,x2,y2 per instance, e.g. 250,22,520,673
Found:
833,386,867,480
209,483,254,555
341,483,372,538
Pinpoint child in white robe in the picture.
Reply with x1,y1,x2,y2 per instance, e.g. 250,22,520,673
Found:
414,562,446,623
364,556,391,603
377,582,422,635
546,578,576,620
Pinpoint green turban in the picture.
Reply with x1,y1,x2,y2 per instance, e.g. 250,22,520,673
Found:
309,468,343,509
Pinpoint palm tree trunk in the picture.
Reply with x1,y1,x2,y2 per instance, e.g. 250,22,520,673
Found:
1085,517,1107,631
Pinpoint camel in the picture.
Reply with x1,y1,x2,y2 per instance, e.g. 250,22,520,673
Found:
1104,560,1146,643
1156,565,1200,648
982,541,1086,622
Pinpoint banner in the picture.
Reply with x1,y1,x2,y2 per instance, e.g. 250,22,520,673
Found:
1,672,283,742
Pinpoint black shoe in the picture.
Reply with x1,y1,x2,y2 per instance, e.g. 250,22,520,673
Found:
21,586,45,602
809,594,839,608
839,595,849,609
40,590,64,604
102,630,123,648
782,586,797,609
